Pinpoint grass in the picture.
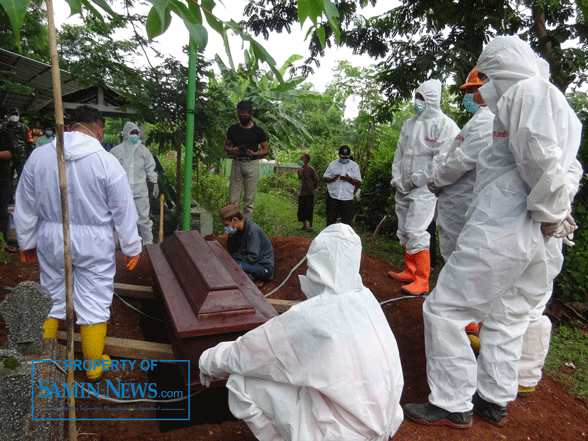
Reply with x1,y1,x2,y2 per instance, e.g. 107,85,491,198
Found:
545,323,588,399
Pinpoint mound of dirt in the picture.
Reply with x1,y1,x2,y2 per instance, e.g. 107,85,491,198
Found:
1,235,587,440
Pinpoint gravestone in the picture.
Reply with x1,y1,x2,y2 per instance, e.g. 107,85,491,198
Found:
0,350,31,441
0,282,65,440
0,281,52,354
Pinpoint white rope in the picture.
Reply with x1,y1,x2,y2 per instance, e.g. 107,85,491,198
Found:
265,255,307,298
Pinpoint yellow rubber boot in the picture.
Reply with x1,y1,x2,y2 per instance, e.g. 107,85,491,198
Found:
42,318,59,339
388,250,416,283
80,323,110,382
401,250,430,296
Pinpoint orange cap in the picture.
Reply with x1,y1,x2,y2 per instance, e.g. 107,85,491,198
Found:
460,66,483,89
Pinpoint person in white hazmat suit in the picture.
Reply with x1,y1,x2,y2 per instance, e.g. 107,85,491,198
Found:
14,105,142,382
388,79,460,296
404,36,582,429
199,223,404,441
428,66,494,262
516,58,583,398
110,121,158,245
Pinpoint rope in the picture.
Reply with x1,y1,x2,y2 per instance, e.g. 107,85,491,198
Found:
113,292,164,322
380,294,428,306
265,255,307,298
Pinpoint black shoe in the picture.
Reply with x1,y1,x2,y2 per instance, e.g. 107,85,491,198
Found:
404,402,473,429
472,392,508,427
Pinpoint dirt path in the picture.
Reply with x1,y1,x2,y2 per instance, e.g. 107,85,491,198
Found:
1,236,587,440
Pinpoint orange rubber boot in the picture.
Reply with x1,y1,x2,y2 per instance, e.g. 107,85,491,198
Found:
401,250,430,296
388,251,416,283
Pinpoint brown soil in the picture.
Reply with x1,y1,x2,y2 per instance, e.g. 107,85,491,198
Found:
1,235,587,441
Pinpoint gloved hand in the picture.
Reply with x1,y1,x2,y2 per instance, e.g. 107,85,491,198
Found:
152,183,159,198
541,214,577,238
21,248,37,264
199,371,213,388
553,214,577,239
124,253,140,271
563,236,575,247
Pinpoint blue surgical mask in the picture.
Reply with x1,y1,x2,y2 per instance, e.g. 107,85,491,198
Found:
225,225,237,234
129,134,140,144
339,158,350,164
414,99,426,115
299,160,304,166
46,130,53,137
462,93,481,114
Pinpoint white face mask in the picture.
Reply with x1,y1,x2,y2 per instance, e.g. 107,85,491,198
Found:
9,115,19,122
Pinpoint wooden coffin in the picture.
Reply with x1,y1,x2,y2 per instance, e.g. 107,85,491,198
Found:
145,230,277,390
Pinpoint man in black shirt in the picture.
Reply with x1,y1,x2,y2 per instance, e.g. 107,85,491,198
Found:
0,130,15,251
223,100,269,221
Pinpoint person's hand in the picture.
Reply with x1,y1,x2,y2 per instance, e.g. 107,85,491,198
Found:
553,214,577,239
428,181,441,196
152,183,159,198
21,248,37,264
199,371,213,388
125,253,140,271
340,174,350,182
541,214,578,238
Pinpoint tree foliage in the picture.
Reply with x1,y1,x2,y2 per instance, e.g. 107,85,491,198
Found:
211,48,320,151
242,0,588,118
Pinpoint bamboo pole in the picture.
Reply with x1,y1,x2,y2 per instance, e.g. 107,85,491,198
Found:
45,0,77,438
159,193,165,243
182,42,197,231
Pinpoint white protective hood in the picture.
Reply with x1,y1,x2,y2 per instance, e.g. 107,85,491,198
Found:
477,36,540,113
199,224,404,440
415,79,443,119
298,223,364,298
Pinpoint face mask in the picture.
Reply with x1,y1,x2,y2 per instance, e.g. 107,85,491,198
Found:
224,219,237,235
225,225,237,235
339,158,350,164
129,134,140,144
9,115,19,122
462,93,481,114
46,130,53,137
238,116,251,126
299,160,304,166
71,122,103,141
414,99,426,115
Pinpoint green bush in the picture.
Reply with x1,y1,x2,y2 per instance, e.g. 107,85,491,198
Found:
554,92,588,303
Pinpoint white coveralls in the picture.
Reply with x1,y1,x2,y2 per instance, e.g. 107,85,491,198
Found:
199,224,404,441
110,122,157,245
430,106,494,261
391,79,460,253
14,131,142,325
423,36,583,412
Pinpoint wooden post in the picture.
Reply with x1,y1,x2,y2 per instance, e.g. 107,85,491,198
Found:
159,193,165,243
45,0,76,438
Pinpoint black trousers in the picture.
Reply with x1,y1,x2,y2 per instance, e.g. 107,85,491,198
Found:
326,194,354,226
297,195,315,222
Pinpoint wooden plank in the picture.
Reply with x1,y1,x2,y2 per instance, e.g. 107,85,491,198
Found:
113,283,155,299
56,331,175,360
267,298,302,314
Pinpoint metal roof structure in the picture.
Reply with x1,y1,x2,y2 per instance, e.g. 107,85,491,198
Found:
0,48,134,117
